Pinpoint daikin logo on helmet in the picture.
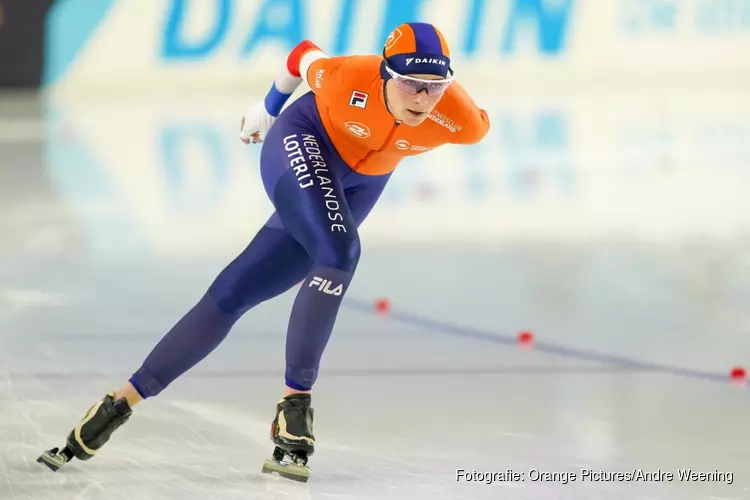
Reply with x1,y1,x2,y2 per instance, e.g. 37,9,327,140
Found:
405,58,447,66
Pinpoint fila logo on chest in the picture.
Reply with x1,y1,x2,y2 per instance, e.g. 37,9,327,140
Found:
349,90,368,108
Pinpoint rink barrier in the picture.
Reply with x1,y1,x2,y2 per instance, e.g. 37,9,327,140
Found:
42,0,750,97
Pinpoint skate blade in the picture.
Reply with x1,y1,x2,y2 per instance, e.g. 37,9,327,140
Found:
262,458,310,483
37,448,69,472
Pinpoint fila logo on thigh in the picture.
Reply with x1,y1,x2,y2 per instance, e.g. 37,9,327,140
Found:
309,277,343,296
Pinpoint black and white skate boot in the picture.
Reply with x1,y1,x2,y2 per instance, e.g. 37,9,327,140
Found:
37,391,132,472
261,393,315,482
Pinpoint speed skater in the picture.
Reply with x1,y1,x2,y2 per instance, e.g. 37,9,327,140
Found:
37,21,490,482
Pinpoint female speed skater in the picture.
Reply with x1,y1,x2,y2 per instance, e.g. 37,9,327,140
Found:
38,21,490,482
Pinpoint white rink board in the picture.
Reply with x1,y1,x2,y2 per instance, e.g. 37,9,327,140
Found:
44,0,750,98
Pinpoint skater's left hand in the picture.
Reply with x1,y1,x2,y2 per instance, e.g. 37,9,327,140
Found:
240,101,277,144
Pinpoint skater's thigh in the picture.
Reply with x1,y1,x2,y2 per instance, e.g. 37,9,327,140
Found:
259,118,358,266
209,223,312,314
266,171,391,231
342,170,393,227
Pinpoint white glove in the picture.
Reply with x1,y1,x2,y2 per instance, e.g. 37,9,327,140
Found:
239,101,277,144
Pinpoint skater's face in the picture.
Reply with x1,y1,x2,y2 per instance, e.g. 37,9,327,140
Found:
385,73,449,126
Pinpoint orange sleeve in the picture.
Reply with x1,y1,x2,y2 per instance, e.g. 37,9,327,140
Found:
444,83,491,145
300,52,349,105
455,104,490,145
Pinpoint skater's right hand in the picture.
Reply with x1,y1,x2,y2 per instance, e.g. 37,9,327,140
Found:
240,101,277,144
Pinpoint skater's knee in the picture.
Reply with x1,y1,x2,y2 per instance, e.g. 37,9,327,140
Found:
330,236,360,272
209,287,243,316
209,280,260,317
313,233,361,272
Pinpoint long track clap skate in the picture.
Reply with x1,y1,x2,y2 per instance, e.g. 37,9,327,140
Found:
37,392,132,472
261,393,315,483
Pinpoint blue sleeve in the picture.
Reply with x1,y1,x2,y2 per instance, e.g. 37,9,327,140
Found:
264,82,293,117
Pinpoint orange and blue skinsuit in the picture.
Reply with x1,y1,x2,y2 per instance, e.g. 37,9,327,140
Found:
128,23,490,402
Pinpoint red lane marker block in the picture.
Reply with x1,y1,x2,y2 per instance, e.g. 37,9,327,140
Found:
730,366,746,385
517,330,535,348
374,298,390,315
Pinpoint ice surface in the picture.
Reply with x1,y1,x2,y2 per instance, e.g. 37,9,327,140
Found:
1,89,749,499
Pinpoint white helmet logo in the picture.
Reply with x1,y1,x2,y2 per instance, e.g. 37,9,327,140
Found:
385,29,403,50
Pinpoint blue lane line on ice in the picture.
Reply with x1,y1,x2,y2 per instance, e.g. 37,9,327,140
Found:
5,365,645,382
343,298,738,386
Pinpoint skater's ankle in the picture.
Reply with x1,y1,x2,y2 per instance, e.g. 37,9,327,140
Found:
114,382,143,408
284,386,311,397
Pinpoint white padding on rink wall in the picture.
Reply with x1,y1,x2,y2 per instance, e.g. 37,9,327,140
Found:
43,0,750,99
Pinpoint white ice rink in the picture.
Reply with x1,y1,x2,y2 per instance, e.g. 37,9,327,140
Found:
1,87,750,499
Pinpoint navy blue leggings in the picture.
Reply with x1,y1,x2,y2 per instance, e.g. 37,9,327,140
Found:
129,92,391,397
